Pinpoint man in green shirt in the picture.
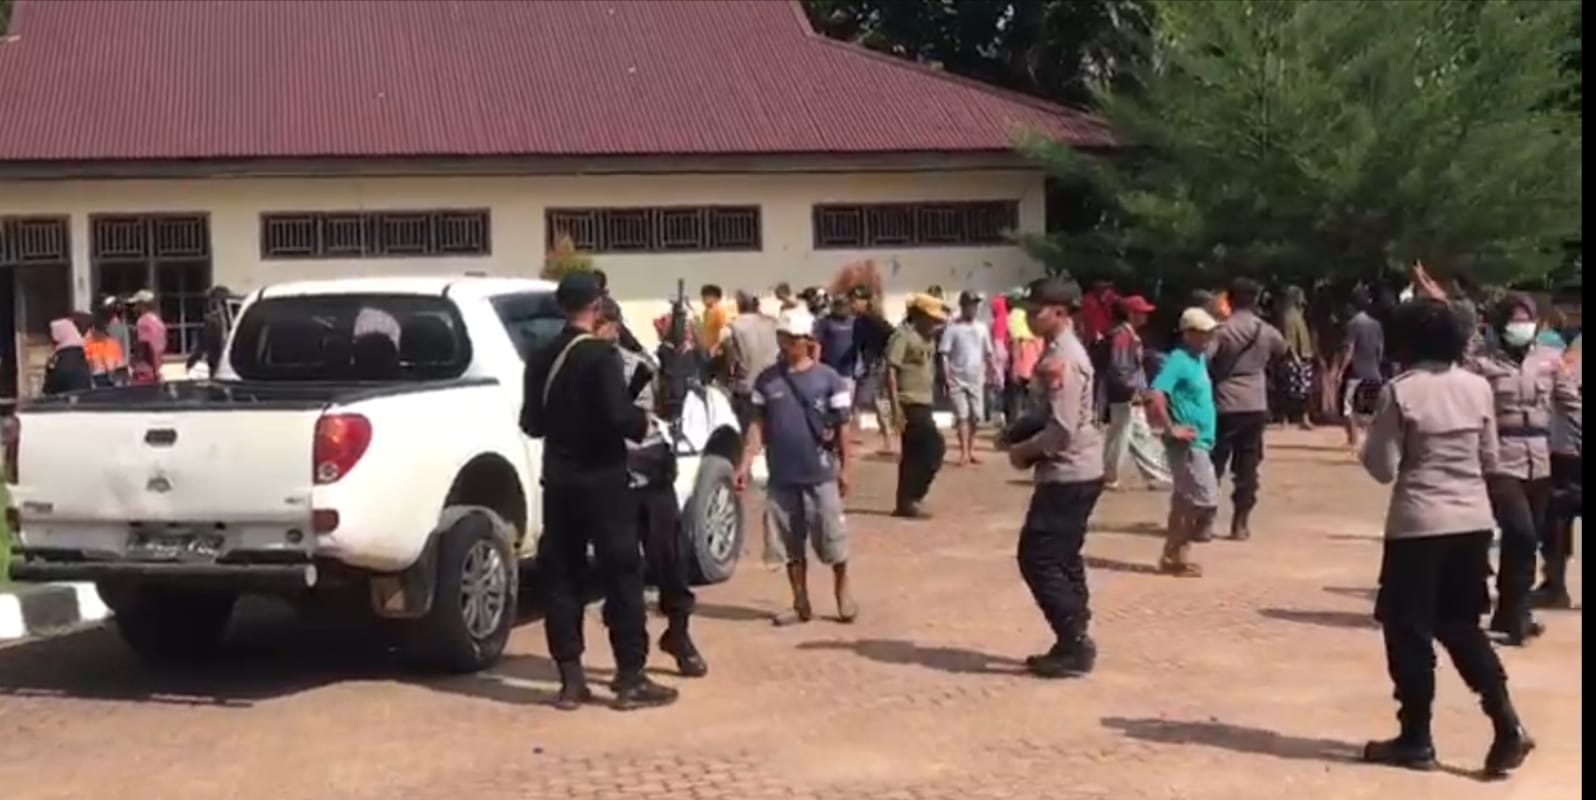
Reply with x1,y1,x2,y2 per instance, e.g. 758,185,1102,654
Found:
887,294,946,518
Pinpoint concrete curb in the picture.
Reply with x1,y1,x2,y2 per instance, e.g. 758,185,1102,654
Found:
0,583,109,641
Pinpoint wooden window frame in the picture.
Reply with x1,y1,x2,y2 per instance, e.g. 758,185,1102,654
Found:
259,209,492,260
811,201,1021,250
0,215,71,267
543,205,763,254
89,213,213,357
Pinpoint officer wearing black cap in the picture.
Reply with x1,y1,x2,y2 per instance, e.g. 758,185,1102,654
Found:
1004,277,1107,678
520,272,679,711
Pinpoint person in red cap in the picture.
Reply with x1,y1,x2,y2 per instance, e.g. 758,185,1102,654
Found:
1101,295,1172,490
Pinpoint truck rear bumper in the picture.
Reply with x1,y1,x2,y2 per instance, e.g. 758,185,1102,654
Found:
7,549,318,592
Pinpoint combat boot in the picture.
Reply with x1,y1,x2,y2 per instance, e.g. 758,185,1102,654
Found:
1362,708,1438,771
611,672,680,711
1026,634,1096,679
659,617,709,678
1530,559,1573,610
553,660,595,712
1482,694,1536,778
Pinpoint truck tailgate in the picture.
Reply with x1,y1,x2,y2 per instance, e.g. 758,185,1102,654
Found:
14,409,319,526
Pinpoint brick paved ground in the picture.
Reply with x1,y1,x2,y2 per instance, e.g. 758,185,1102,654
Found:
0,428,1580,800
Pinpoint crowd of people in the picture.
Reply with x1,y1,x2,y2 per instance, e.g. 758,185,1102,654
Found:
42,287,235,395
517,264,1579,783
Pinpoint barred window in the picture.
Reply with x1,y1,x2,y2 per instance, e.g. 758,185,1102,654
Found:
260,210,491,259
544,206,762,254
0,216,70,266
812,201,1020,249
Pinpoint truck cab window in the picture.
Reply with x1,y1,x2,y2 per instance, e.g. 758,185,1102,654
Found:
491,292,565,361
230,295,472,381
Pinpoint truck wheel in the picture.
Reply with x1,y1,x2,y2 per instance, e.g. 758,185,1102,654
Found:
99,583,236,665
408,506,518,673
682,455,743,585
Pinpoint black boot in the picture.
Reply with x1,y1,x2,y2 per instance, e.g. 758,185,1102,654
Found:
1530,559,1573,610
1490,613,1545,647
1482,694,1536,778
1027,635,1096,679
611,670,679,711
1362,710,1438,771
659,617,708,678
554,660,595,712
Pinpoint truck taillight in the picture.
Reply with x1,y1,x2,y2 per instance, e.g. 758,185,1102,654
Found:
3,416,19,484
313,414,371,485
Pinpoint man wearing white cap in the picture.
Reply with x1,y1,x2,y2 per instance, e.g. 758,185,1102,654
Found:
736,307,857,626
1145,307,1222,577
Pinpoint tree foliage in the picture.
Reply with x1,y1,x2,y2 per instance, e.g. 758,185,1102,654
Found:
541,234,594,281
803,0,1153,107
1021,0,1583,288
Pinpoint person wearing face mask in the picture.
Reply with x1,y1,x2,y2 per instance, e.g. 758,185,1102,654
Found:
1465,293,1582,646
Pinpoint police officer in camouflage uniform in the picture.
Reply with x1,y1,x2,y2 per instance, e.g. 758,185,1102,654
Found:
598,298,708,678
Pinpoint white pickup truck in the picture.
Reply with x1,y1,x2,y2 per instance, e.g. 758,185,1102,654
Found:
3,277,747,672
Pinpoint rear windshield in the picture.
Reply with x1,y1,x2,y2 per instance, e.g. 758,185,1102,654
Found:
229,294,472,382
491,291,565,361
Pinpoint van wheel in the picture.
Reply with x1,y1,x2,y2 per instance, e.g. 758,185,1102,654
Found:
408,506,518,673
99,583,236,665
682,455,744,585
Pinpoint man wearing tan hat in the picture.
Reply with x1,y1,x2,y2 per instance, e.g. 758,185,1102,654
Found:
887,293,947,518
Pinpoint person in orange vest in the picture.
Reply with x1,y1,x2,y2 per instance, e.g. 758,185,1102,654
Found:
82,308,128,387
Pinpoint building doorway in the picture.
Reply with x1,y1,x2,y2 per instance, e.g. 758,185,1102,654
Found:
90,214,212,359
0,216,72,409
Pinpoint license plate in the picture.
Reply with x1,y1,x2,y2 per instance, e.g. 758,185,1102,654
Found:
126,529,223,562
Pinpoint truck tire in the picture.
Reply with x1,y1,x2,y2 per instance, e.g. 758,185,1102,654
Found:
99,583,236,665
408,506,518,673
682,455,743,585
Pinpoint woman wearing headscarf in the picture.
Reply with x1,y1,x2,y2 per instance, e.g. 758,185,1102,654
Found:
1272,285,1315,429
1466,293,1581,645
43,318,93,395
1358,299,1533,777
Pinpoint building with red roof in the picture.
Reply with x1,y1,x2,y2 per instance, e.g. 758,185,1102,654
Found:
0,0,1104,397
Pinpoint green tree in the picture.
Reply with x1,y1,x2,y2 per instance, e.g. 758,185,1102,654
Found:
1022,0,1583,288
803,0,1153,107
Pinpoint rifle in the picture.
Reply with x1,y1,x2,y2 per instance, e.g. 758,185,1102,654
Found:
656,279,692,426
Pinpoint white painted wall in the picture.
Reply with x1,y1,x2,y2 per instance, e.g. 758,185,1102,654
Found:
0,168,1047,342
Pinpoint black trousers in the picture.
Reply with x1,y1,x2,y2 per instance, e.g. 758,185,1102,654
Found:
1486,475,1551,628
1546,453,1583,562
639,483,696,619
1211,410,1268,514
1375,531,1508,726
538,474,649,673
1017,480,1105,643
896,403,945,508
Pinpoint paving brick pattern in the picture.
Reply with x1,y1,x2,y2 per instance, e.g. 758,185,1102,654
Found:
0,429,1580,800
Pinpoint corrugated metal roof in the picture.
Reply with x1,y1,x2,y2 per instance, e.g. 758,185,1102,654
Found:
0,0,1110,163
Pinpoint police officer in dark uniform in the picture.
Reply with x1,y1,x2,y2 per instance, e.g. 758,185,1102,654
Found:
598,298,708,678
521,273,678,711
